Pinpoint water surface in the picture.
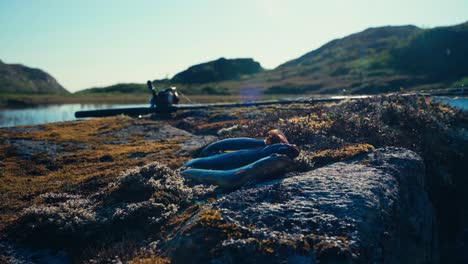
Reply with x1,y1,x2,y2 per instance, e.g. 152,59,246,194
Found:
0,103,147,128
432,96,468,110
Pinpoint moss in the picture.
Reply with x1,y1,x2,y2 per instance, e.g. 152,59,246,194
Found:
128,256,170,264
312,236,353,262
311,143,375,167
0,116,190,239
165,209,250,262
185,209,247,240
295,144,375,171
163,204,201,235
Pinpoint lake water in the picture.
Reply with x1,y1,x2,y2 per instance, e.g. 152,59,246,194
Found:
0,97,466,128
0,103,147,128
431,96,468,110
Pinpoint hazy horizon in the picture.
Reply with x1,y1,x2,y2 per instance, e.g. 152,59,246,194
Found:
1,0,466,92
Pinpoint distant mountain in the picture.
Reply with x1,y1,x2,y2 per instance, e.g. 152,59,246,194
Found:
0,60,68,94
75,21,468,96
171,57,263,84
256,25,423,94
215,21,468,94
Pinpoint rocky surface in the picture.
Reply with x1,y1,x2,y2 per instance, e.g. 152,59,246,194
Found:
11,162,197,244
163,147,438,263
1,95,465,263
98,123,193,144
5,139,90,160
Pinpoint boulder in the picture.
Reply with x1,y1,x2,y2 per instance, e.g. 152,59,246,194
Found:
164,147,438,263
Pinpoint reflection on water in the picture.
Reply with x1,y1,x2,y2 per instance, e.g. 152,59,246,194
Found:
0,97,466,128
0,104,147,128
432,97,468,110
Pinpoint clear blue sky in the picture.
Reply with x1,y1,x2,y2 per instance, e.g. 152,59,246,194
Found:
0,0,466,92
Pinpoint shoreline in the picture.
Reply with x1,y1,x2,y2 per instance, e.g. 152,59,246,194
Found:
1,91,467,109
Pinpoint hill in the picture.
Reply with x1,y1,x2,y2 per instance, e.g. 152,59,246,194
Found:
202,21,468,95
0,60,68,94
73,21,468,96
171,57,263,84
75,83,148,94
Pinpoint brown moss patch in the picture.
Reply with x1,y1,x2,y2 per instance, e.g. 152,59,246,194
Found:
0,116,193,238
184,209,247,240
311,143,375,167
163,204,201,235
128,256,171,264
284,114,334,132
166,209,250,262
311,236,353,262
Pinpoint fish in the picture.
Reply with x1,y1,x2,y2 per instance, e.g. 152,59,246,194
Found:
199,137,266,157
199,129,289,157
185,143,300,170
180,154,295,188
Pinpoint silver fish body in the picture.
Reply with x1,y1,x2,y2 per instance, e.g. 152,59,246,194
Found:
180,154,295,188
185,143,300,170
199,137,265,157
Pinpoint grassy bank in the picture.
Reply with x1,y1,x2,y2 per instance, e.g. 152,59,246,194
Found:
0,93,315,109
0,93,150,108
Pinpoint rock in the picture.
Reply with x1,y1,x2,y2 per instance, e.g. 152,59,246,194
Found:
163,147,438,263
99,123,192,144
11,162,195,247
177,135,218,155
5,139,89,160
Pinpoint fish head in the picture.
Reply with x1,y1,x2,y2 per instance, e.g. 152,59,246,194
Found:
265,129,289,145
265,143,301,159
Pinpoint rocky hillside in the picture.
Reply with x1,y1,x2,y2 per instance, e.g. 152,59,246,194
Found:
171,57,263,84
77,22,468,96
202,21,468,95
0,60,68,94
76,58,263,95
166,148,437,263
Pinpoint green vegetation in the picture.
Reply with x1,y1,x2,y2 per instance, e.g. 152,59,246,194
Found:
210,21,468,95
392,23,468,80
452,76,468,87
75,83,148,94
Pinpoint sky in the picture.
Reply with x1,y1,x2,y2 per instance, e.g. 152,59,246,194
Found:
0,0,466,92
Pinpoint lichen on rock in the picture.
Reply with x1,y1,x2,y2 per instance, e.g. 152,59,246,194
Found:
162,147,438,263
11,161,196,247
